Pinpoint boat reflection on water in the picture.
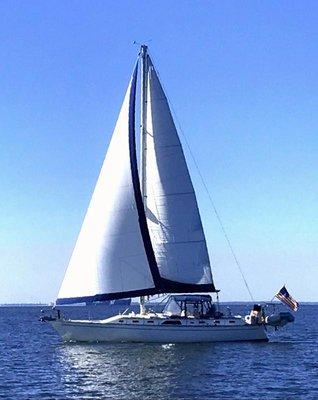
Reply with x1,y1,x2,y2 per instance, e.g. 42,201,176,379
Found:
56,341,225,399
56,334,285,399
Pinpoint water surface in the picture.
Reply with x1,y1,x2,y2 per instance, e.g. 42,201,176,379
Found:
0,304,317,399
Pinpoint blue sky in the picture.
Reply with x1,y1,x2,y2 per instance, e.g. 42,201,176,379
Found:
0,1,317,303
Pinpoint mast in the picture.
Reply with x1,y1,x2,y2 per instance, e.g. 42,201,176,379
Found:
140,44,148,314
140,45,148,205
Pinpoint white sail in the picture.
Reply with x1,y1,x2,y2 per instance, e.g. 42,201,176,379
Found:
145,58,214,287
57,68,155,304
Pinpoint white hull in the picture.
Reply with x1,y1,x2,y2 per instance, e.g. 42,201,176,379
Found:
47,315,268,343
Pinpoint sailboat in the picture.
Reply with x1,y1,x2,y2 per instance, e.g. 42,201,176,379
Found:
42,46,294,342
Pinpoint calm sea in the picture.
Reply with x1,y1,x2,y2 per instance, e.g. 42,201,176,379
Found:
0,304,317,399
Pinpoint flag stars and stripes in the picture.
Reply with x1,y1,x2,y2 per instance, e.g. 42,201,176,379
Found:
275,286,299,311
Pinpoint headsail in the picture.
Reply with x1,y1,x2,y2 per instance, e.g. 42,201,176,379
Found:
144,56,216,292
57,65,157,304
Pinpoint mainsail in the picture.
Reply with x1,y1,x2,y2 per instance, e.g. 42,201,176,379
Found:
144,56,215,292
57,48,216,305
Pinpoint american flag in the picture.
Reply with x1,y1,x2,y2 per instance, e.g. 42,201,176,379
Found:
275,285,299,311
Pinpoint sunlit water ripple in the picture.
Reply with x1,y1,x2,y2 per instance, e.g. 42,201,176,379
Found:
0,304,317,399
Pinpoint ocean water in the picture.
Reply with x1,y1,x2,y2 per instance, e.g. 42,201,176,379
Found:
0,304,317,400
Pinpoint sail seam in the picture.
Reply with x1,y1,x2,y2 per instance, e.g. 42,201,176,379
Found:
156,240,207,245
152,191,194,197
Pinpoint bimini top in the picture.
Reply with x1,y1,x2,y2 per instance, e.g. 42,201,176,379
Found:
169,294,213,303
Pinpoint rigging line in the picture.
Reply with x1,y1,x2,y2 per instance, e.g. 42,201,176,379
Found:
149,51,254,301
181,126,254,302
